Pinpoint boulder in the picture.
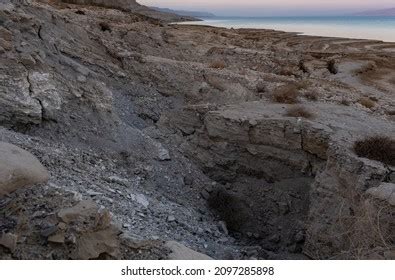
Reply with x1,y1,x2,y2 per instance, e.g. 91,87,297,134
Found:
0,142,49,197
165,241,213,260
366,183,395,206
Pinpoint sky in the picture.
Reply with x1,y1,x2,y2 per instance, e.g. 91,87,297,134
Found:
138,0,395,16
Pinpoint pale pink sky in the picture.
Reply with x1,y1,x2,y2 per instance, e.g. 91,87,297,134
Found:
138,0,395,16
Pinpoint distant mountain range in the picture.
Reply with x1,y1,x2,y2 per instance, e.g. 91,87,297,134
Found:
150,7,216,18
354,7,395,16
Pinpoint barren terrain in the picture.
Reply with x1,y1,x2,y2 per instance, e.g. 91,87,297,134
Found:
0,0,394,260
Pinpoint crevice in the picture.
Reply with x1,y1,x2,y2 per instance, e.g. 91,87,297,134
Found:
37,25,43,41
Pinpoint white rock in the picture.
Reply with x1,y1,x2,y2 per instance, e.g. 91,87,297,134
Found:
135,193,149,208
367,183,395,200
0,142,49,197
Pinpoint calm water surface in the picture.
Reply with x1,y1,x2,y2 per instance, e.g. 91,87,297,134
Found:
179,16,395,42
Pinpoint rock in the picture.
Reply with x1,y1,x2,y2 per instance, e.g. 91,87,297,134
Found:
135,193,149,208
200,189,210,200
60,0,140,12
77,75,87,83
87,190,103,196
58,200,98,224
218,221,229,235
167,215,176,222
107,175,129,186
155,143,171,161
28,72,63,120
0,27,12,42
40,226,58,238
48,233,65,244
165,241,213,260
73,228,120,259
0,233,18,252
294,231,305,243
366,183,395,205
0,142,50,197
183,175,194,186
0,62,42,125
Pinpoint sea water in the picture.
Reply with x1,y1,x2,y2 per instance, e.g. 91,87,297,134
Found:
179,16,395,42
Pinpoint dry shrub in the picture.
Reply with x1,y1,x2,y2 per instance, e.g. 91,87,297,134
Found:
354,136,395,166
210,60,227,69
327,59,338,74
256,80,266,93
272,82,308,104
278,67,296,76
340,99,351,106
299,60,310,73
296,80,310,90
334,192,394,259
355,61,377,75
285,105,314,119
386,110,395,116
304,91,318,101
244,34,261,41
99,22,111,32
359,97,376,109
206,76,226,91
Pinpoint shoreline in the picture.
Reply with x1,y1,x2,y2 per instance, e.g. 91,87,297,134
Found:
175,17,395,43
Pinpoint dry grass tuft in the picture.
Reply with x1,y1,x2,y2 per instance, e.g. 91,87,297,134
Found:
209,60,227,69
354,136,395,166
272,82,309,104
359,97,376,109
285,105,314,119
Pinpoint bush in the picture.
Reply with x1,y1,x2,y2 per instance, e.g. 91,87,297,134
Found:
340,99,350,106
99,22,111,32
256,80,266,93
354,136,395,165
209,60,227,69
285,105,314,119
304,91,318,101
327,59,338,74
272,83,301,104
278,67,295,76
359,97,376,109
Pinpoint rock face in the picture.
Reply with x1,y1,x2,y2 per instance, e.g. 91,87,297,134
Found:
60,0,140,11
0,142,49,197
